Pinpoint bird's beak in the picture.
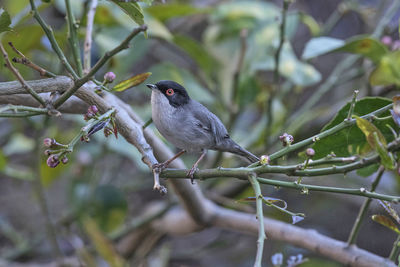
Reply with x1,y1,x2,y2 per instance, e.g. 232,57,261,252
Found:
146,84,157,90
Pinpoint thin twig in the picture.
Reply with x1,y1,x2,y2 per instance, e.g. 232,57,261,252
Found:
346,90,359,121
54,25,147,108
0,43,46,106
389,235,400,262
248,173,266,267
8,42,56,78
265,0,290,147
83,0,98,74
29,0,78,80
274,0,290,87
0,104,48,114
0,111,44,117
347,166,385,244
65,0,83,77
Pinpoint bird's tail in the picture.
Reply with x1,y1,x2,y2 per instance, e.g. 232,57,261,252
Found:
218,139,260,163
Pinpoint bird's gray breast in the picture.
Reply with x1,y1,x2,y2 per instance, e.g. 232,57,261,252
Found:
151,91,214,152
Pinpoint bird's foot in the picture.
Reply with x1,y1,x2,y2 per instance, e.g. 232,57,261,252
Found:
186,167,199,184
152,162,167,173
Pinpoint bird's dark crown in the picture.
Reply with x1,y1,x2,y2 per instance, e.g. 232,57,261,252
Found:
155,80,190,107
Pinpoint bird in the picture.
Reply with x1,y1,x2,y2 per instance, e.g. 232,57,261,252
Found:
146,80,259,183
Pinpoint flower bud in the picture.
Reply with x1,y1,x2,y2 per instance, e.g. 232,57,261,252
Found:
88,105,98,114
279,133,294,146
104,72,116,83
61,157,69,164
260,155,270,165
104,127,113,137
44,149,52,156
46,155,60,168
43,138,54,147
306,148,315,157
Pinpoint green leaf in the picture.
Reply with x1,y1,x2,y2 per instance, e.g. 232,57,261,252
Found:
0,9,12,34
302,37,345,60
335,36,388,63
372,215,400,234
112,72,151,92
109,0,144,26
379,200,400,224
173,35,220,75
356,164,379,177
146,4,209,22
302,36,388,63
312,97,397,159
83,217,126,267
369,51,400,86
3,25,45,54
372,132,396,170
355,116,387,148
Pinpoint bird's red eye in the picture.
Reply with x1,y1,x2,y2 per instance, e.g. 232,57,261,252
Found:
166,88,174,96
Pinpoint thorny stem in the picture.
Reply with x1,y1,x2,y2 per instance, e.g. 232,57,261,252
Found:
29,0,78,80
65,0,83,77
267,103,392,162
53,25,147,108
83,0,98,74
347,166,385,245
248,173,266,267
0,43,46,107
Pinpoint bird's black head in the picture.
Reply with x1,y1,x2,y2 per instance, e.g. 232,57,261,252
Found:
147,80,190,108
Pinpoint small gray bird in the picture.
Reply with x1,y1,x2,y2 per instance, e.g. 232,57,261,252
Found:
147,80,259,182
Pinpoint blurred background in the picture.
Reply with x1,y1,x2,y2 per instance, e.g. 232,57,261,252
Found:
0,0,400,266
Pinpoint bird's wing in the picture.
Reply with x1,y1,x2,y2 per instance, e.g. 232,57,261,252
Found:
190,101,229,144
